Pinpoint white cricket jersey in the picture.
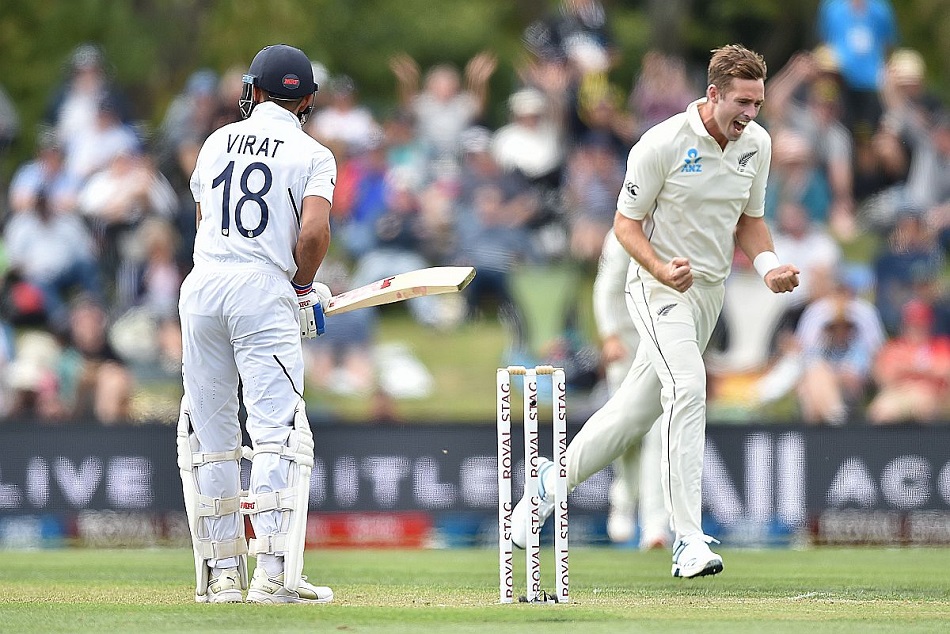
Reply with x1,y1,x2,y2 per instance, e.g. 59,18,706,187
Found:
617,98,771,285
190,102,336,278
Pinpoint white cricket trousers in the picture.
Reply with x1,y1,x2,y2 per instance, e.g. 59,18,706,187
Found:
179,263,305,567
566,274,724,540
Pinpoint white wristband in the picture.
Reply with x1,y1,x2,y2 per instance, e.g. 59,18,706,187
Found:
753,251,780,279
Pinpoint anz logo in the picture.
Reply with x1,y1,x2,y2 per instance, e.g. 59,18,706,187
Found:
681,148,702,173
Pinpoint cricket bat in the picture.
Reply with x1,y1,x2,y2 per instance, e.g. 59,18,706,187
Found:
324,266,476,316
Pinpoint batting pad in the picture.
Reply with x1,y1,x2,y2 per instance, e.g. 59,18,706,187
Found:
176,398,248,599
241,399,314,592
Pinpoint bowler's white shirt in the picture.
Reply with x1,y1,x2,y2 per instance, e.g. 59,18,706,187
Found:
617,98,771,285
190,102,336,278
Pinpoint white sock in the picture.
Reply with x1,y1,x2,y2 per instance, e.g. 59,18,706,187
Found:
258,554,284,577
210,556,239,576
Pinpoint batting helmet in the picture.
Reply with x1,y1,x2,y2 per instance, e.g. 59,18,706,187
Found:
239,44,317,122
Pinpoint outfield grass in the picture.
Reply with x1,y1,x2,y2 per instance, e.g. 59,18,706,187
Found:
2,547,949,632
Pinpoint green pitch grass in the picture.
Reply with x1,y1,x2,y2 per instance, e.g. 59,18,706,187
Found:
1,547,949,632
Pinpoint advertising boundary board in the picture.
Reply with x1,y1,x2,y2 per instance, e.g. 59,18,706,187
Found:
0,422,948,546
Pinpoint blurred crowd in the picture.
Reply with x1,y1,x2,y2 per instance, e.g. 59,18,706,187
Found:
0,0,947,426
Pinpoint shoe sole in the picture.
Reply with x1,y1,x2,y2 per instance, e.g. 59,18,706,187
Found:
672,559,724,579
246,590,334,604
196,590,244,604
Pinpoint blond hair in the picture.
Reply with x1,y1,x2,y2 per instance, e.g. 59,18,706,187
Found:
707,44,767,93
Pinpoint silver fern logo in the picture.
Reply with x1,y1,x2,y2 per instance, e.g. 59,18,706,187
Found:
737,150,757,172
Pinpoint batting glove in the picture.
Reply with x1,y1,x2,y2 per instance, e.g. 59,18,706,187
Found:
293,281,330,339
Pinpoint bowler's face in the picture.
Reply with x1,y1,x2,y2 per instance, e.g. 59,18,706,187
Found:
709,78,765,142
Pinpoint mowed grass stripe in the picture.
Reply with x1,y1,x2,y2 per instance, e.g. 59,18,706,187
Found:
0,547,948,632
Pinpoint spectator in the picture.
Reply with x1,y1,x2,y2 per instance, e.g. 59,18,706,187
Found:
817,0,898,134
867,299,950,424
882,49,944,119
875,67,950,225
851,118,908,205
45,43,131,152
492,87,565,187
3,330,63,422
628,50,695,135
561,131,625,263
2,189,103,328
77,148,177,302
872,212,945,335
796,277,886,357
332,135,391,260
109,217,184,374
155,68,220,191
55,297,134,424
905,269,950,340
389,51,497,160
7,129,81,215
0,82,20,158
63,95,140,183
348,170,448,328
381,109,429,191
795,298,877,425
764,129,833,226
456,126,539,236
308,75,380,154
522,0,615,75
455,182,537,324
756,273,886,410
572,72,635,154
766,51,856,239
771,200,843,309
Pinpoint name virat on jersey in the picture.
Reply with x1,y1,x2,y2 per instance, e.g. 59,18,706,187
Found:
226,133,285,158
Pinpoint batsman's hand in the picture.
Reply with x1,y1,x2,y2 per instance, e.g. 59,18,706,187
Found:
294,281,331,339
657,257,693,293
764,265,800,294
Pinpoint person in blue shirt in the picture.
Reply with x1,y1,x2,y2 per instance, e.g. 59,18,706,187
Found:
817,0,898,134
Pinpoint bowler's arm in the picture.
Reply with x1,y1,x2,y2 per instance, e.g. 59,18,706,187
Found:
613,212,663,278
614,212,693,292
735,213,799,293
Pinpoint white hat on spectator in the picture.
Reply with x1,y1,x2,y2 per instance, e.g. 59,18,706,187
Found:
5,331,61,393
508,88,547,117
888,49,925,85
812,45,839,74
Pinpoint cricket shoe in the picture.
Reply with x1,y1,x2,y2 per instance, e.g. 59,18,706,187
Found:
511,457,556,549
671,534,724,578
246,568,334,604
197,568,243,603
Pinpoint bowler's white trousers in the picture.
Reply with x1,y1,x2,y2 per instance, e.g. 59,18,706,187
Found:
179,262,305,566
566,273,724,540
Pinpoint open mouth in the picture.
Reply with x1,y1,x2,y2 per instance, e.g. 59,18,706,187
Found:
733,119,749,135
